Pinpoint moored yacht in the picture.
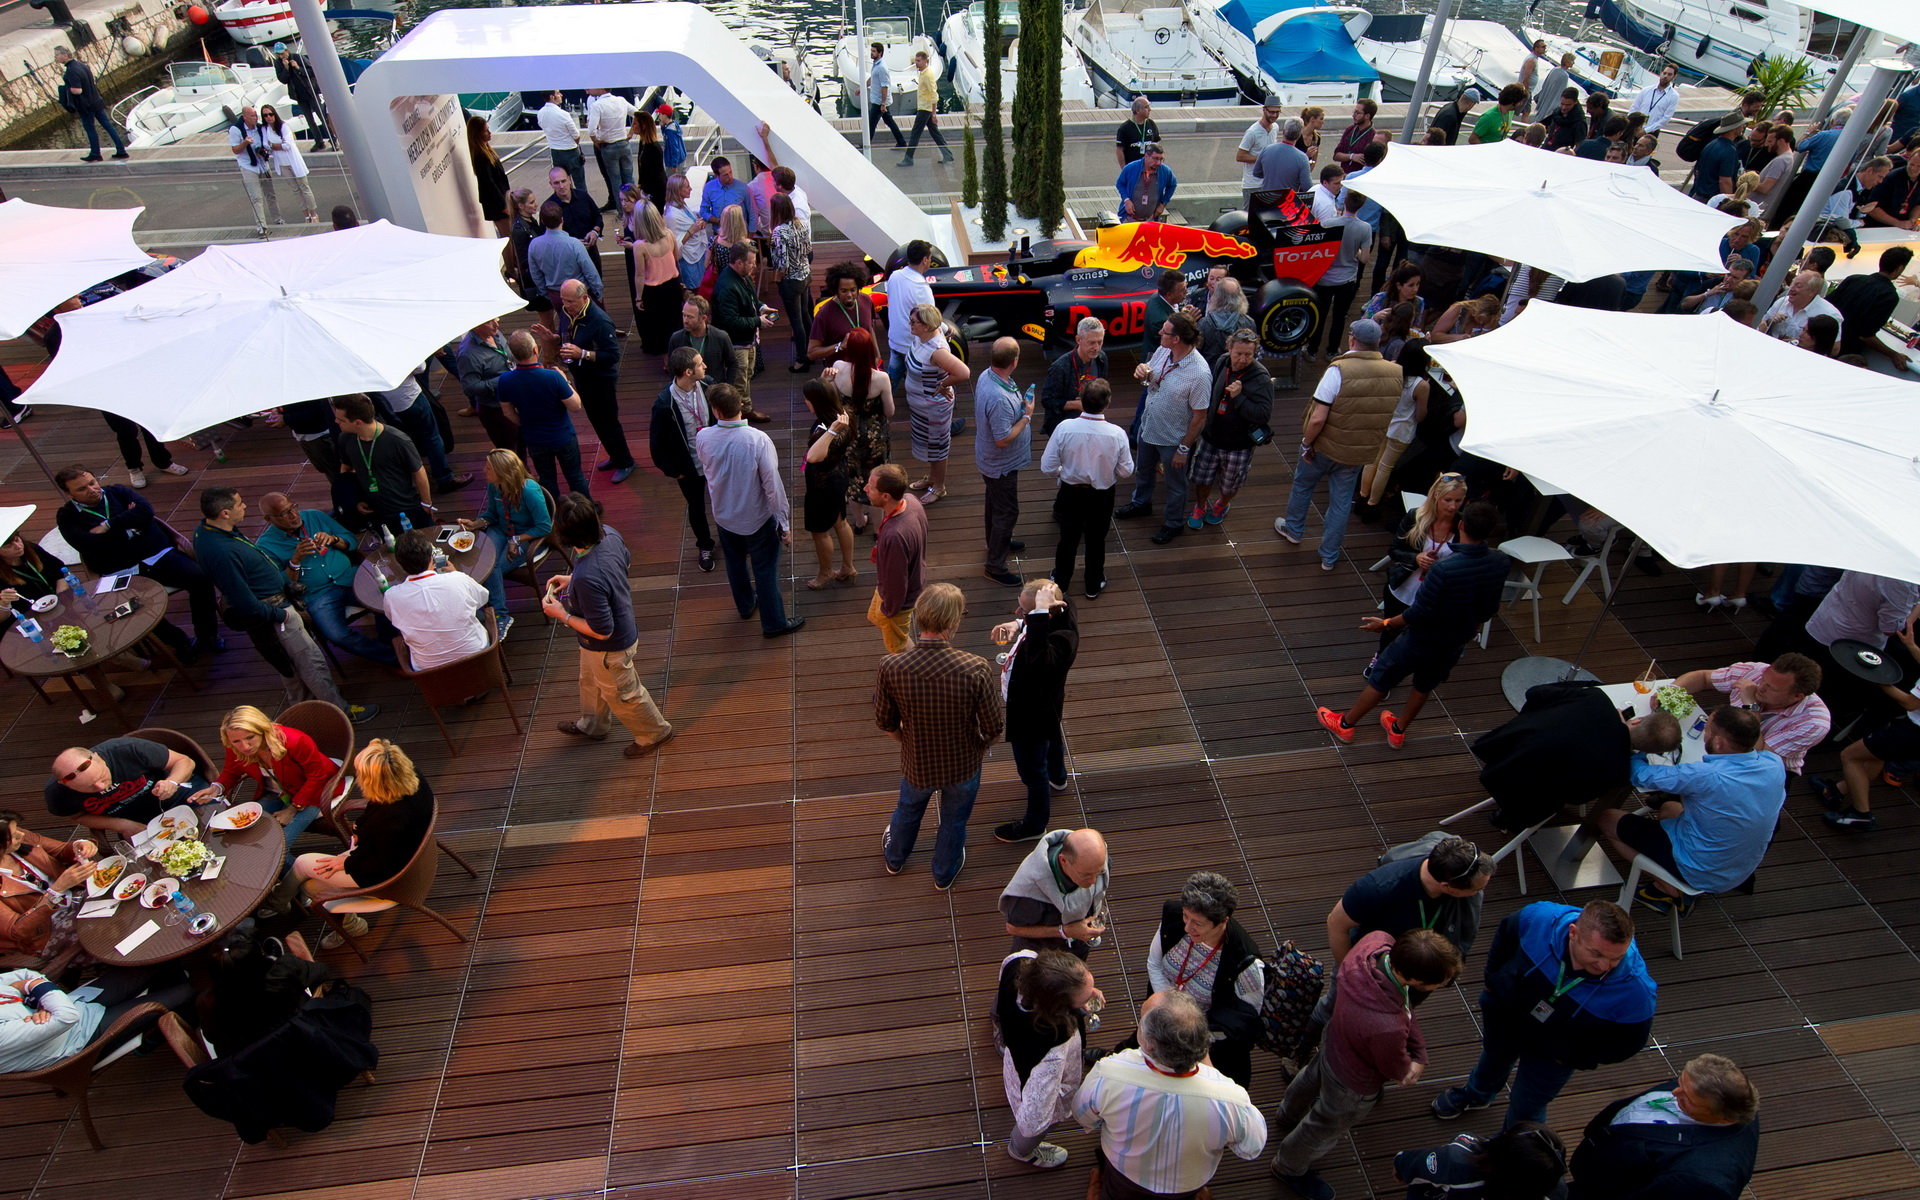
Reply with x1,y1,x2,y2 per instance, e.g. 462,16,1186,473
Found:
833,16,943,118
1068,0,1243,107
1184,0,1379,108
939,0,1095,108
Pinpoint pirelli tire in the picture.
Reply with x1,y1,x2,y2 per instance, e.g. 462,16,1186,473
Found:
1254,279,1318,355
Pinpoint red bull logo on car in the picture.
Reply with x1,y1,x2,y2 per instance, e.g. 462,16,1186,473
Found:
1077,222,1257,272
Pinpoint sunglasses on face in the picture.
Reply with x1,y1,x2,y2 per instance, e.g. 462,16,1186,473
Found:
58,756,94,784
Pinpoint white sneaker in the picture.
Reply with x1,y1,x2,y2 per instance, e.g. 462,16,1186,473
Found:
128,470,148,489
161,463,190,476
320,913,368,949
1013,1142,1068,1169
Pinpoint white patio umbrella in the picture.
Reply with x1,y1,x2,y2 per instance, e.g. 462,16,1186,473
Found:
1348,140,1744,282
0,199,151,340
0,505,37,545
19,221,523,440
1427,301,1920,584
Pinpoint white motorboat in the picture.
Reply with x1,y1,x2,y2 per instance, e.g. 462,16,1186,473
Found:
1349,12,1476,102
212,0,298,47
939,0,1095,108
111,60,302,150
1184,0,1378,108
1592,0,1894,92
1068,0,1242,107
833,16,942,118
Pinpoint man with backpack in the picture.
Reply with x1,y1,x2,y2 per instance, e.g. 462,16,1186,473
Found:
1673,89,1765,175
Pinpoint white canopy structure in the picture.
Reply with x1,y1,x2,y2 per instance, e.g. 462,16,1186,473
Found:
1347,141,1743,283
349,3,955,263
19,222,523,440
1427,302,1920,585
0,200,151,341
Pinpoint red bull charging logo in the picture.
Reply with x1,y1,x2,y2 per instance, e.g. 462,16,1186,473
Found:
1101,222,1256,269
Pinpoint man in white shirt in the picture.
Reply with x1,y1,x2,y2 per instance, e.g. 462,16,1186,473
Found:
1309,164,1346,225
383,530,491,672
1631,62,1682,135
1073,990,1267,1197
884,239,937,385
585,88,635,214
1236,98,1283,211
1041,380,1133,599
536,90,592,204
1758,270,1841,343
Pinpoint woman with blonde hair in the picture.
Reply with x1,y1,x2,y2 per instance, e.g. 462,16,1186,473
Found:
466,113,511,237
458,447,552,639
1429,294,1499,343
1378,471,1466,650
293,739,435,947
190,704,342,849
625,194,683,354
664,173,707,292
902,302,970,504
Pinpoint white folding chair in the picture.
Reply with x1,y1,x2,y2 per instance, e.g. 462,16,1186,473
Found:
1618,856,1705,959
1440,797,1551,895
1562,525,1622,605
1498,536,1575,643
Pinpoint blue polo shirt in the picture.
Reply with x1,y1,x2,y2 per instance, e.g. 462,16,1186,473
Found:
495,364,576,447
1691,136,1744,201
1628,751,1787,893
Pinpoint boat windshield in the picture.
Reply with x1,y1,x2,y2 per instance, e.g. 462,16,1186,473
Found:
169,62,239,89
863,17,913,43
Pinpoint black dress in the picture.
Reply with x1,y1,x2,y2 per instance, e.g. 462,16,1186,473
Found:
803,420,850,534
636,140,668,214
472,151,510,222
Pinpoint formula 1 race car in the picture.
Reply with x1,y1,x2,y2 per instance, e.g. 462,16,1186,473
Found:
870,189,1345,358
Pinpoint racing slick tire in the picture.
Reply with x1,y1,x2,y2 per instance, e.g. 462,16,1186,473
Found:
1253,278,1319,356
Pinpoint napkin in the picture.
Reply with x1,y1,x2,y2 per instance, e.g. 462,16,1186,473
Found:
200,856,227,881
114,921,161,956
78,898,120,919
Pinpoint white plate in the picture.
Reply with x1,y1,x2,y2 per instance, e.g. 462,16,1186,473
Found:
140,877,180,909
112,871,148,902
145,804,198,844
30,594,57,613
85,854,128,899
209,801,264,833
448,532,476,553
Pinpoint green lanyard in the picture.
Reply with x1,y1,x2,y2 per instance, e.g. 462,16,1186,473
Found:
1549,959,1586,1003
72,499,111,524
1381,952,1412,1016
1416,900,1439,930
356,427,382,493
1132,121,1150,150
14,558,54,593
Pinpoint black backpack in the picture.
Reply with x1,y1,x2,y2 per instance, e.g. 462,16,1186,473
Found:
1673,114,1720,163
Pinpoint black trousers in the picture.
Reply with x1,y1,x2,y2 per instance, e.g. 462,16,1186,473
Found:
906,111,947,151
144,547,220,646
103,414,173,471
868,103,906,146
293,435,364,524
984,470,1020,572
1314,278,1363,355
676,473,714,551
575,373,634,469
1052,483,1115,588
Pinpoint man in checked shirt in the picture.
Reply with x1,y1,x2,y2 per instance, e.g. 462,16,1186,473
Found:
876,582,1004,890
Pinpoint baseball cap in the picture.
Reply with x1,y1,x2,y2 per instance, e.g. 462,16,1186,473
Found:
1350,318,1382,345
1461,87,1484,102
271,41,287,53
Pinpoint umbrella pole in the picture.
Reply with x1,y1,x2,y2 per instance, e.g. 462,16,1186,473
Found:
1398,0,1458,144
9,418,63,490
1497,547,1628,709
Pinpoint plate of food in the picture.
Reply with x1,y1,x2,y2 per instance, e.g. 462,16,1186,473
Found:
140,877,180,909
145,805,198,844
30,594,57,613
86,854,128,898
209,801,264,833
448,530,476,553
113,871,148,902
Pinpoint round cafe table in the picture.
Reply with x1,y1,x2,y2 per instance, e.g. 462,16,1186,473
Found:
0,576,197,727
351,528,497,613
78,814,280,967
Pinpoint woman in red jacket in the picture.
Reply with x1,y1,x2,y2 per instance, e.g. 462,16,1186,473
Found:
189,705,340,852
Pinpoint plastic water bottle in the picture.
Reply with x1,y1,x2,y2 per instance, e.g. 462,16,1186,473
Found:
17,617,42,643
1024,383,1036,406
60,568,84,598
398,513,413,534
170,890,197,918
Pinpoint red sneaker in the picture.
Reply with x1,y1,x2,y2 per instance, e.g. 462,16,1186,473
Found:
1380,710,1406,750
1316,706,1355,743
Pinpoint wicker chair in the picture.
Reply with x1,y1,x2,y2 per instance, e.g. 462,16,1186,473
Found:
391,607,520,752
274,700,356,844
311,806,470,964
0,1000,168,1149
127,726,218,781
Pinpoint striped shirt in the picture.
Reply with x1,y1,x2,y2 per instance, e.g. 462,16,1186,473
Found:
1072,1048,1267,1194
1708,662,1831,775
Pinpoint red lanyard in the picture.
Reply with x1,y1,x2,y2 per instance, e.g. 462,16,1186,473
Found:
1173,936,1222,989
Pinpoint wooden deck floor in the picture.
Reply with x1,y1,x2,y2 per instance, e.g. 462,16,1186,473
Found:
2,277,1918,1200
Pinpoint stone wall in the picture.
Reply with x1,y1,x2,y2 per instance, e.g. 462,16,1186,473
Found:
0,0,195,144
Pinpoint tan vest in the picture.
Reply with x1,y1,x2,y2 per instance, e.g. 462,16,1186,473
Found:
1305,351,1403,467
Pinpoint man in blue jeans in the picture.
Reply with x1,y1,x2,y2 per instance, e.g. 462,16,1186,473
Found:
1277,318,1400,569
875,582,1004,890
256,492,398,667
694,385,804,640
1431,899,1657,1128
1114,312,1210,545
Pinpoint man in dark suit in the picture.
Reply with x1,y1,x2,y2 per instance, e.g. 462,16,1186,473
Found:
992,578,1079,843
648,346,717,574
1570,1054,1760,1200
555,278,631,482
1471,682,1681,830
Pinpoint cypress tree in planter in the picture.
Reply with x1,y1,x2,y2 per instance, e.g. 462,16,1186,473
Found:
961,115,979,209
1036,0,1066,236
1009,0,1042,215
980,0,1008,243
